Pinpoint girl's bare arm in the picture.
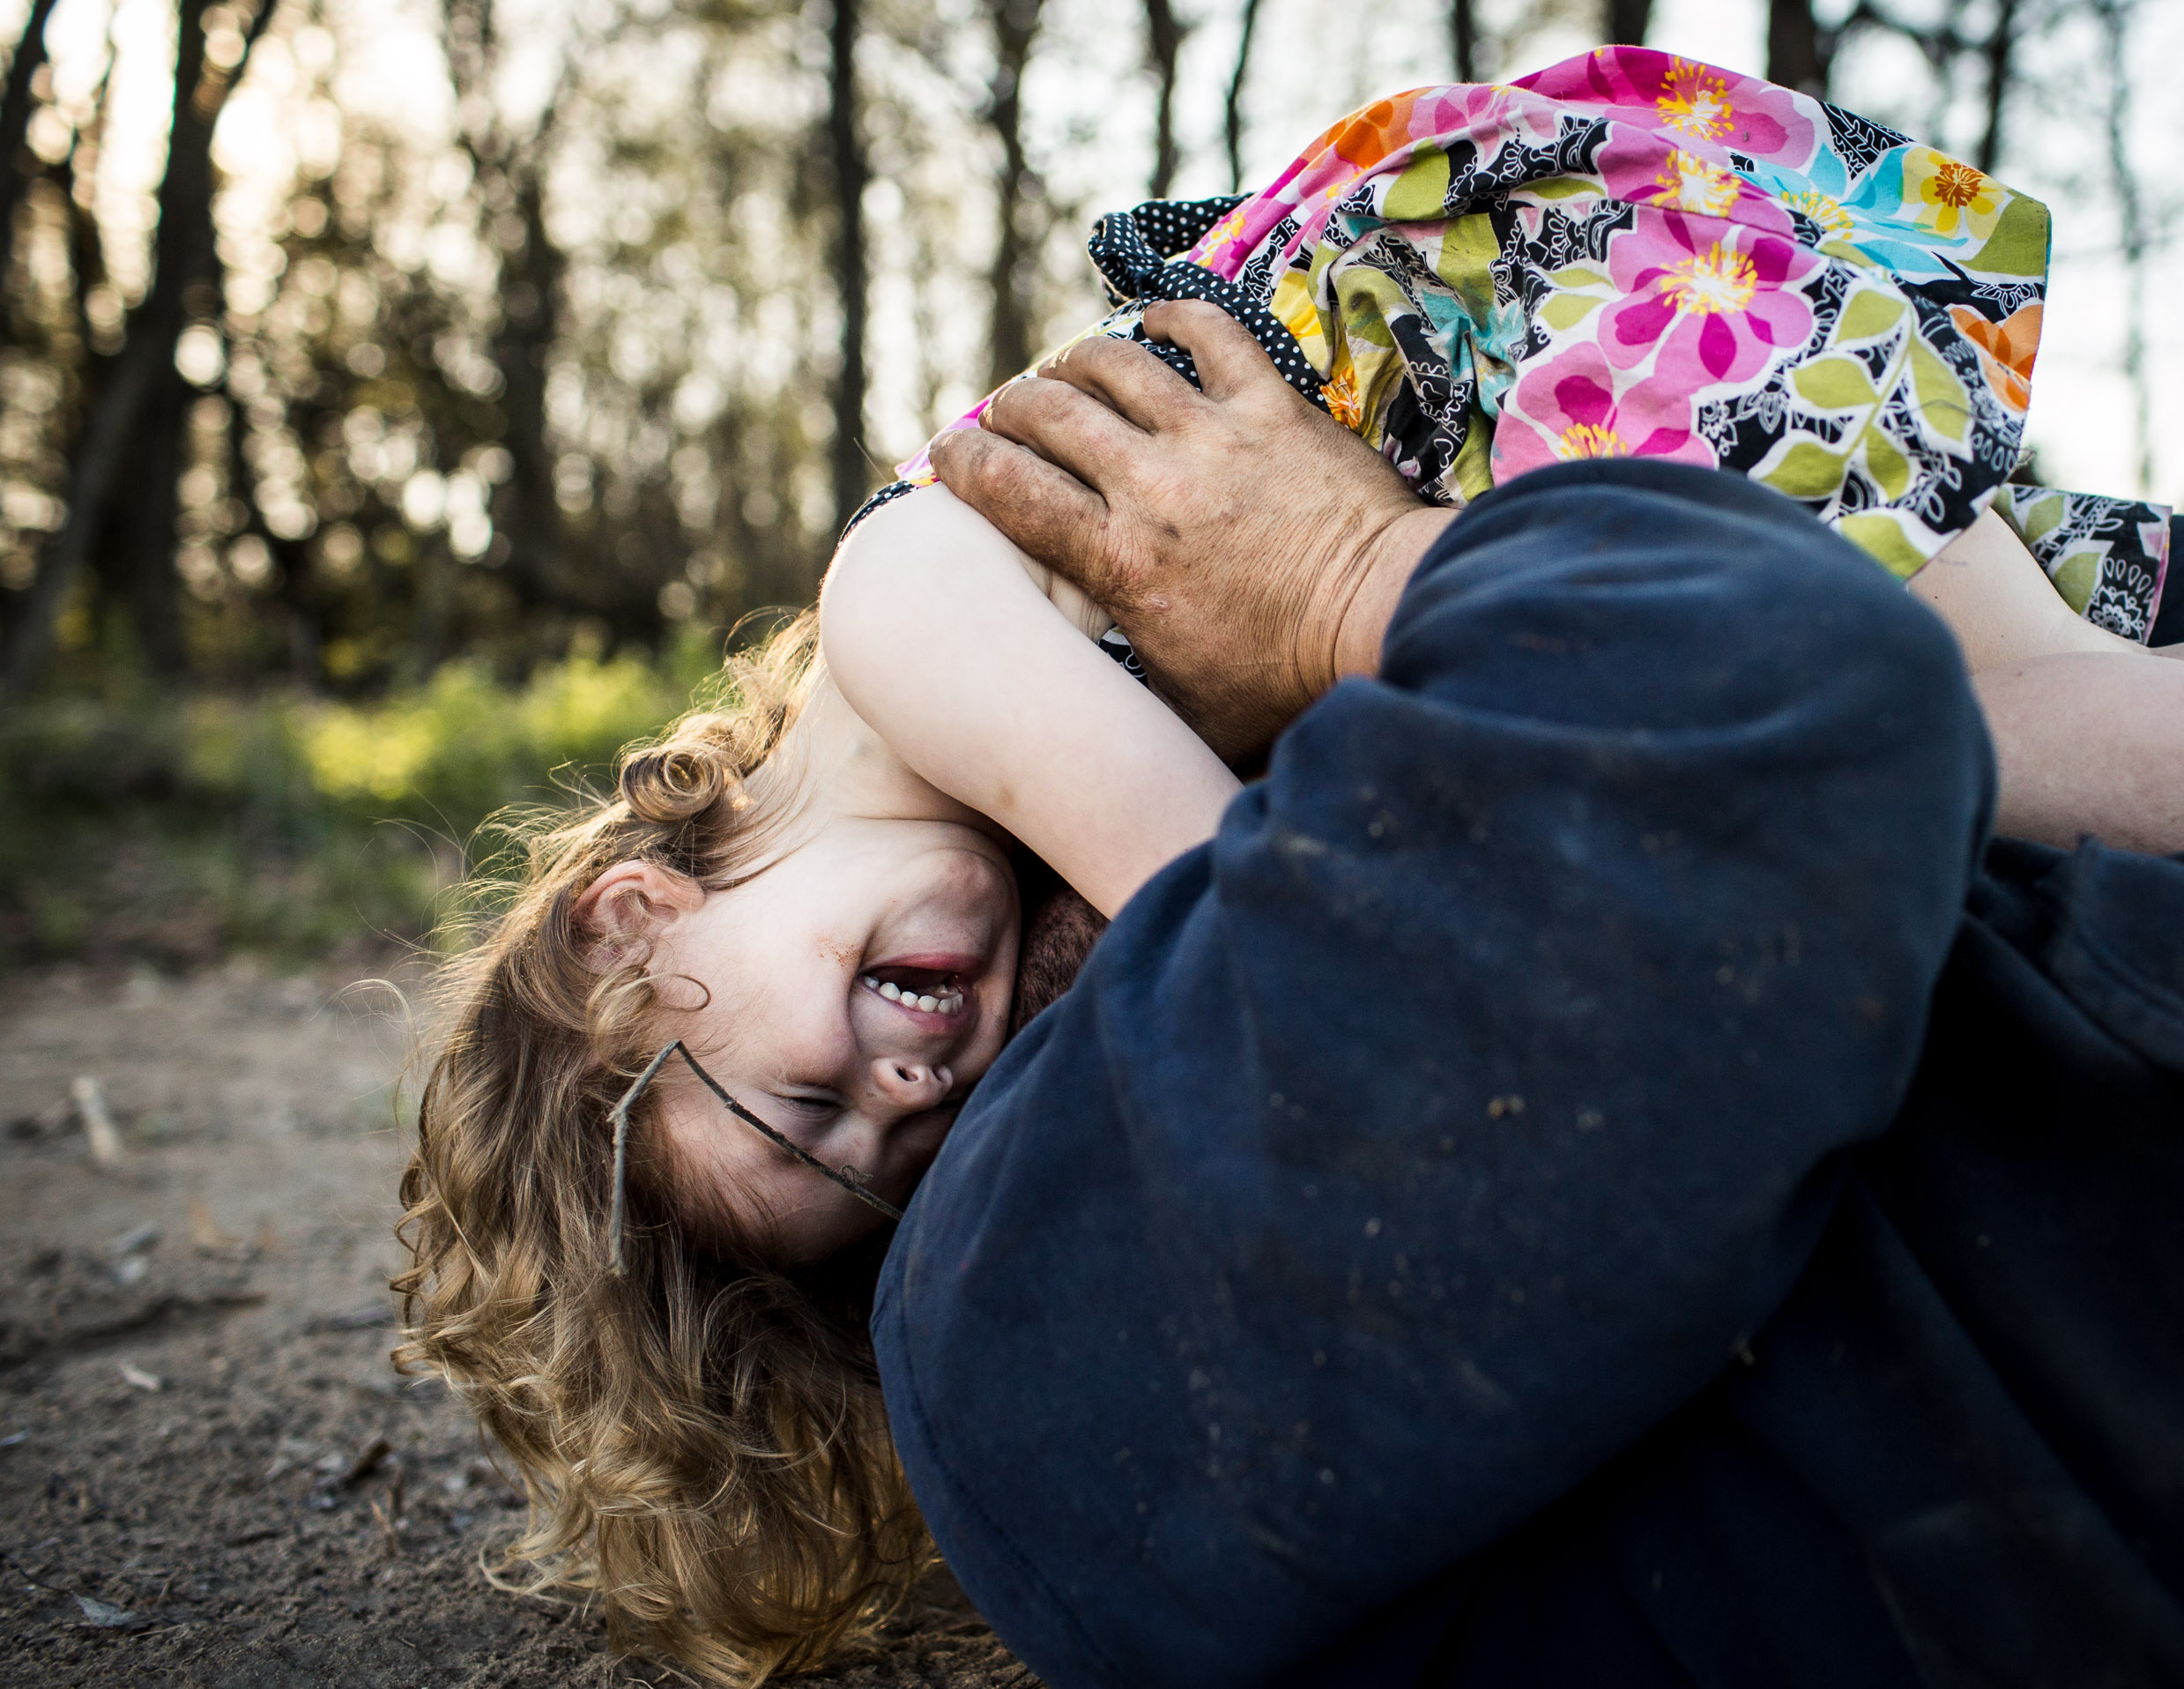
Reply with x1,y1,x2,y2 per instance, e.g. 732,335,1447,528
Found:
821,487,1242,919
1911,508,2184,852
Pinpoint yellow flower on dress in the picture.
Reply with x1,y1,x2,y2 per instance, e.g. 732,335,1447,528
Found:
1197,205,1251,263
1655,150,1741,216
1322,361,1364,428
1900,147,2002,242
1661,244,1758,316
1655,60,1735,144
1556,422,1628,460
1270,271,1329,369
1784,189,1853,238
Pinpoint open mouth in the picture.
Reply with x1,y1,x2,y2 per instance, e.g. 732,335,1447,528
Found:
859,965,967,1016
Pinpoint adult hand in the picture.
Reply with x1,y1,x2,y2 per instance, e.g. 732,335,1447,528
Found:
930,301,1454,762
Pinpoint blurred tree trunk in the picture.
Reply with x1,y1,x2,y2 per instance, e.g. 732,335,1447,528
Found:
828,0,869,535
494,165,574,597
0,0,62,292
1766,0,1833,96
1450,0,1477,81
2,0,272,696
56,49,113,358
0,327,160,695
1603,0,1650,46
984,0,1043,388
106,346,191,674
111,0,277,677
1975,0,2018,172
1143,0,1185,197
110,0,214,679
447,0,578,615
1224,0,1260,191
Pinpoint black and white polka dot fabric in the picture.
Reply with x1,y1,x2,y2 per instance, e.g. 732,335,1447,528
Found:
1086,196,1326,411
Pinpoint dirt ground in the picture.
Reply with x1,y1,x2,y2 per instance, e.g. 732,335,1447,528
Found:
0,957,1036,1688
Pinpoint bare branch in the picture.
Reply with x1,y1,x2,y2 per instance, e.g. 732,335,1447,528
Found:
828,0,870,535
1225,0,1262,192
1144,0,1186,198
984,0,1044,388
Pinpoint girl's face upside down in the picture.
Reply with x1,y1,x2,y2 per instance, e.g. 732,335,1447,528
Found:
580,677,1021,1262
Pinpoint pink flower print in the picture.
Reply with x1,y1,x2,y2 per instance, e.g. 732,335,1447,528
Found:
1653,148,1742,215
1495,344,1714,480
1188,202,1253,270
1653,59,1737,144
1644,56,1814,162
1520,50,1817,167
1593,129,1795,239
1598,210,1817,387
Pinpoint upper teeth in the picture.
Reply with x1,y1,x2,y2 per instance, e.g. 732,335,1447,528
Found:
863,975,962,1014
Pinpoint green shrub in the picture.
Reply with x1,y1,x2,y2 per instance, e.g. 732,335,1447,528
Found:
0,641,718,971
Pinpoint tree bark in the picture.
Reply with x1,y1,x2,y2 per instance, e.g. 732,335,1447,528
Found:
1766,0,1833,97
1143,0,1185,197
1451,0,1478,81
0,0,63,292
1224,0,1261,192
1604,0,1651,47
984,0,1043,389
827,0,869,536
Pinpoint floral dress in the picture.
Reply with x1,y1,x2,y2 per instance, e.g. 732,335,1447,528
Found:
866,47,2171,644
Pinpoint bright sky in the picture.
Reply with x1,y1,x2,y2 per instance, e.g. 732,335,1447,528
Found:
6,0,2180,510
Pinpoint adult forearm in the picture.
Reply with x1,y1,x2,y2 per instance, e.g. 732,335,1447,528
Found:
1975,651,2184,852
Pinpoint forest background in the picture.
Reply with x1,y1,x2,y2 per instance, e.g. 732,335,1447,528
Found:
0,0,2178,971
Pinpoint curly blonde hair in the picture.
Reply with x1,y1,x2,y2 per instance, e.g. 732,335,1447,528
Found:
393,612,930,1685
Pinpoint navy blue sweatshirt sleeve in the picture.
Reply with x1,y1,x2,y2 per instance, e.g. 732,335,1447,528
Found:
873,461,1995,1689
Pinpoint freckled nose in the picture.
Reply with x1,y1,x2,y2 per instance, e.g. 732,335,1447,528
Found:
871,1057,953,1112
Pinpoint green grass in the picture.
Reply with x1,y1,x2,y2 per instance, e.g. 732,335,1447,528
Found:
0,633,725,971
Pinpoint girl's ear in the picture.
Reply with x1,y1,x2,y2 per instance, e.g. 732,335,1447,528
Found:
572,860,706,974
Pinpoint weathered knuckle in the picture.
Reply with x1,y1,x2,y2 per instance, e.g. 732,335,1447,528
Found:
984,451,1027,502
927,431,974,487
992,377,1045,428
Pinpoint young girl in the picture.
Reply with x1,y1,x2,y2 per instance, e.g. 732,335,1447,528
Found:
396,48,2180,1687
